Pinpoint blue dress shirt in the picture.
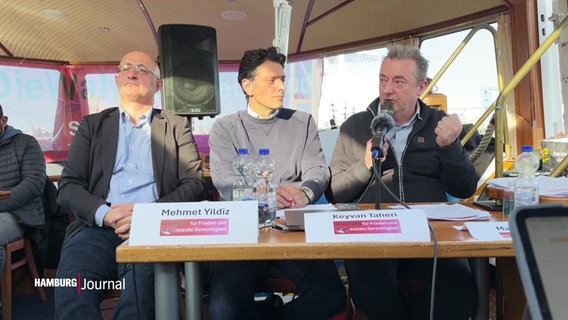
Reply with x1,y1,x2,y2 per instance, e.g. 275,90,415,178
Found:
94,107,158,226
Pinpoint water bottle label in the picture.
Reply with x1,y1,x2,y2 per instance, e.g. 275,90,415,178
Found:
258,202,269,213
258,201,274,227
514,187,539,207
233,188,254,201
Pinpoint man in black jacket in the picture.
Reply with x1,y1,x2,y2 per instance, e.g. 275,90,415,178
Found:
327,44,478,320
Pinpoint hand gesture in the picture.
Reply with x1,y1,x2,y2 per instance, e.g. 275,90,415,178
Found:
435,114,462,148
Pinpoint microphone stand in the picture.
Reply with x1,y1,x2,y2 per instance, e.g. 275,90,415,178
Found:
372,149,382,209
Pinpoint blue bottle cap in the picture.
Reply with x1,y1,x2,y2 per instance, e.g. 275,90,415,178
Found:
238,148,249,156
521,145,533,153
259,149,270,156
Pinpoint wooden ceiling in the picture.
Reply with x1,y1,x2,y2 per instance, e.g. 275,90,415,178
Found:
0,0,507,63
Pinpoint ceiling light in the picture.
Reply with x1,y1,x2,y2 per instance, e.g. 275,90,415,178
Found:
221,10,246,21
41,9,69,19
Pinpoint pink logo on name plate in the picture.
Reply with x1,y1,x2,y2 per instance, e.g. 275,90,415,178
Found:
160,219,229,236
333,219,401,235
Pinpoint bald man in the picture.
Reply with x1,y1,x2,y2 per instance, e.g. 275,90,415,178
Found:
55,51,207,320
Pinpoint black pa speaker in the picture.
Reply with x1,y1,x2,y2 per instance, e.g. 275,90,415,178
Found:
158,24,220,117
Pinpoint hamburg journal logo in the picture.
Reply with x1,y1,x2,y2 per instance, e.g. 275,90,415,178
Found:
34,275,125,294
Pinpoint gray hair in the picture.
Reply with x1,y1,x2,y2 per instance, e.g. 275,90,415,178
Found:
384,44,429,83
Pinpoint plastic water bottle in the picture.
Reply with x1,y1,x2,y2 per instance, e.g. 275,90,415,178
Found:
254,148,277,227
502,180,515,216
232,148,254,201
514,145,540,208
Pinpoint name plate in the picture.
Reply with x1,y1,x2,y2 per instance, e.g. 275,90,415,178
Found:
129,201,258,246
465,222,511,240
304,209,430,242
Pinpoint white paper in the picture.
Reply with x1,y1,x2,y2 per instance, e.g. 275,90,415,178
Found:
486,177,516,189
304,209,430,243
129,201,258,246
465,221,511,240
388,203,491,221
488,176,568,197
276,203,336,219
281,203,337,228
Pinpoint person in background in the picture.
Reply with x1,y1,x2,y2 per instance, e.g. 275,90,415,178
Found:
208,47,346,320
0,103,47,306
55,51,207,320
326,44,478,319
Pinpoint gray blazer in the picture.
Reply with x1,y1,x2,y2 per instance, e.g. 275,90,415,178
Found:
57,107,207,240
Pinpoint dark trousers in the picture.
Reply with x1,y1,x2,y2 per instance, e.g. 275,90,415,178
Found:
208,260,346,320
345,258,478,320
55,226,155,320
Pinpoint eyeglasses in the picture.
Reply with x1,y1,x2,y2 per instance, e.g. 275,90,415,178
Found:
117,63,159,79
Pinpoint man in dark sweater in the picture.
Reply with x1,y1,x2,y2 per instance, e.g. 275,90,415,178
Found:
327,44,478,320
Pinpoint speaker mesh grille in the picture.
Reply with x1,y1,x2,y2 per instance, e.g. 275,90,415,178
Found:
158,24,220,117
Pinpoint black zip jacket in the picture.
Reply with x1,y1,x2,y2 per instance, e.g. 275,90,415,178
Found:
326,97,478,204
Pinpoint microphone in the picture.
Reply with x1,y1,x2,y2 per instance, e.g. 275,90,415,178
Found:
370,101,395,155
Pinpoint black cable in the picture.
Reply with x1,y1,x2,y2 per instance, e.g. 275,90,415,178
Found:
371,164,439,320
372,154,382,209
371,165,409,211
427,223,438,320
354,172,375,206
355,153,392,206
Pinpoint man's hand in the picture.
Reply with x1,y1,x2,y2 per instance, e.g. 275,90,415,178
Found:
365,139,373,169
276,185,310,209
103,203,134,240
435,114,462,148
365,138,389,170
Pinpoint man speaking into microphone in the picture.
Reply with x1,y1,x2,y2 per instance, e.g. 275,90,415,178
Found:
370,100,395,160
326,44,478,320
